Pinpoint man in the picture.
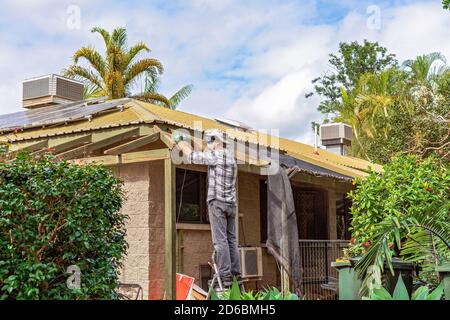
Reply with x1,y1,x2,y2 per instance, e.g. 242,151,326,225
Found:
176,129,241,289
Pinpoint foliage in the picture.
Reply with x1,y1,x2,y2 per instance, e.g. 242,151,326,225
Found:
309,40,397,116
135,73,193,109
64,26,193,109
63,27,163,100
347,155,450,291
314,47,450,164
444,0,449,10
209,278,300,300
363,276,444,300
348,155,450,253
0,152,127,300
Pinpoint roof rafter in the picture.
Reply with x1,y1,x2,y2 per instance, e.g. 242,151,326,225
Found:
7,139,49,158
57,128,140,160
104,131,160,155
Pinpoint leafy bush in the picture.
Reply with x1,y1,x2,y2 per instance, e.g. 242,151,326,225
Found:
0,153,127,299
348,155,450,257
210,278,300,300
363,276,444,300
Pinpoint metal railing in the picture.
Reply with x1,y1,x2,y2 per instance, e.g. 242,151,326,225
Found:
299,240,349,300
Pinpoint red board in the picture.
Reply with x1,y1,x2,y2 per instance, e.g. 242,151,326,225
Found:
176,273,195,300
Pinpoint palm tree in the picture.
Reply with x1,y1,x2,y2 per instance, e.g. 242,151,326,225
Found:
137,74,193,110
402,52,448,87
355,199,450,295
63,27,164,100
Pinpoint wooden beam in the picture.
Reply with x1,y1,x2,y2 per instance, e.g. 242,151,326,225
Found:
153,124,176,150
69,148,169,166
104,132,160,155
164,157,176,300
70,155,119,166
58,128,140,159
8,140,48,158
121,148,169,163
46,135,92,157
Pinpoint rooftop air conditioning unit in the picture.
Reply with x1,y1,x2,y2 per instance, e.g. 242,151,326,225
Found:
239,246,263,279
320,122,353,156
22,74,84,109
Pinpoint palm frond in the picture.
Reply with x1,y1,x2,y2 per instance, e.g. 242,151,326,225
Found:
168,84,194,109
111,27,127,48
73,46,106,77
133,92,171,108
144,75,160,93
83,83,104,99
124,58,164,87
355,202,450,294
124,42,150,71
91,27,111,46
63,65,103,90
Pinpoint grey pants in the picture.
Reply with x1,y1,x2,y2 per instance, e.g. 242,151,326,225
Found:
208,199,241,282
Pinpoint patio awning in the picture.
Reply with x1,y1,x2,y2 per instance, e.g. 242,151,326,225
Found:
278,153,353,182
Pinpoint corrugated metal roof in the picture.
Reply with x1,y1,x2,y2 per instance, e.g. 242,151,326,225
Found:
0,98,382,178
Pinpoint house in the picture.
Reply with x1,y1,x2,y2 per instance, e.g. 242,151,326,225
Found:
0,79,382,299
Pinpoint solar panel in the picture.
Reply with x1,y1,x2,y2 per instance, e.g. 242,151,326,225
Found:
0,98,130,132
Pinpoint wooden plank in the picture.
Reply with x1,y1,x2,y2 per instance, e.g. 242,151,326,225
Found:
58,128,140,159
164,157,176,300
70,155,118,166
104,131,160,155
69,148,169,166
153,124,176,150
47,135,92,156
159,132,175,150
8,140,48,158
121,149,169,163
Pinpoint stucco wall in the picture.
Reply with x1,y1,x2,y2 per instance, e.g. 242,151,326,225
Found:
117,161,165,300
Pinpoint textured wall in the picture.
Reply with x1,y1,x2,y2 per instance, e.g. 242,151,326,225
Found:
117,161,165,300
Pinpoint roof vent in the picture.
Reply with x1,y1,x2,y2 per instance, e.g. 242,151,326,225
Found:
320,122,352,156
22,74,84,109
215,117,253,132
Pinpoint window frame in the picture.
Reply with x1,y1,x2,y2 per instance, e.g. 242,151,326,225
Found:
176,168,209,224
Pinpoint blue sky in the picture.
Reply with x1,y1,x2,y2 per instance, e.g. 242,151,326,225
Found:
0,0,448,144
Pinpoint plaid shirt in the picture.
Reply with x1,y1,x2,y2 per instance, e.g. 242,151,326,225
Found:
189,148,237,204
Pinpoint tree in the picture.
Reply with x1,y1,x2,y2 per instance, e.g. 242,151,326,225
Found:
64,27,193,109
64,27,164,100
332,52,449,163
0,152,127,299
309,40,397,117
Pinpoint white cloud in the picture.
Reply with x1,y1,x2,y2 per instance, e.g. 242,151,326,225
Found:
225,1,450,144
0,0,448,147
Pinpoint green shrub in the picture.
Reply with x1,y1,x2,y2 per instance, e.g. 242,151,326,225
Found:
348,155,450,257
0,153,127,299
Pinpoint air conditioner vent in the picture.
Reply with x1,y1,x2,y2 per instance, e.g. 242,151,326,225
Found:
239,247,263,279
22,74,84,109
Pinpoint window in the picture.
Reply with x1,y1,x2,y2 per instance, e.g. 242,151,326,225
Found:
176,169,208,223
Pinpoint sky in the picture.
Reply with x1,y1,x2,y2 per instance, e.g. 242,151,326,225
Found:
0,0,448,144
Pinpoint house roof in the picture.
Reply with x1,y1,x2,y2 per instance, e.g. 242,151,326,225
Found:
0,98,382,179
